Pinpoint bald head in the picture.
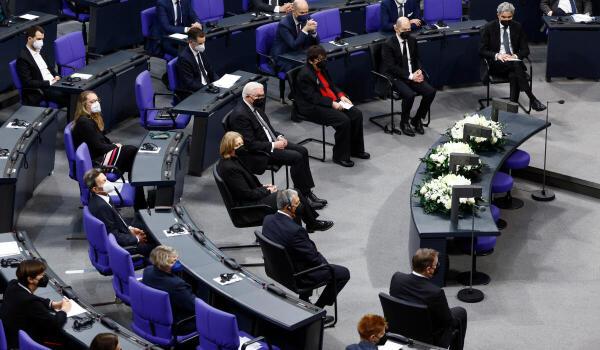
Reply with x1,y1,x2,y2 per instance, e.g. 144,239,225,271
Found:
292,0,309,19
394,16,410,34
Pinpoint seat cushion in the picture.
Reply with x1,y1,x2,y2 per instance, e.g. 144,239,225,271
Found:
503,149,530,170
490,204,500,223
109,183,135,207
491,172,513,194
239,331,280,350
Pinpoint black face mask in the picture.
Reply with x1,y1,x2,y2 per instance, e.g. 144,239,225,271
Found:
234,145,248,156
253,98,266,110
376,334,388,346
399,31,410,39
37,274,49,288
500,19,511,27
316,61,327,70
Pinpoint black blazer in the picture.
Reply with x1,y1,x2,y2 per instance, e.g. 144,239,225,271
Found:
479,20,530,61
88,193,138,247
294,64,343,112
381,35,422,81
155,0,200,37
389,272,453,345
217,157,270,204
227,100,282,174
0,0,11,21
380,0,421,32
250,0,278,12
0,280,67,348
262,212,327,273
540,0,592,14
175,46,218,100
72,116,116,163
142,265,196,324
271,13,320,61
16,48,58,106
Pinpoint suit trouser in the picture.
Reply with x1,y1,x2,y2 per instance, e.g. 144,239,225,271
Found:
490,60,533,102
298,263,350,308
392,79,436,123
302,106,365,161
450,306,467,350
41,87,69,106
258,191,319,226
269,142,315,193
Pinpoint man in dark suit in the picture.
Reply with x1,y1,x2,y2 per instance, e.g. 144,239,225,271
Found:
294,45,369,167
175,27,218,100
228,81,326,208
381,17,436,136
0,0,10,24
250,0,292,13
16,26,67,107
84,169,154,258
261,190,350,323
390,248,467,350
541,0,592,15
0,260,72,348
271,0,320,73
155,0,202,56
380,0,422,32
480,2,546,112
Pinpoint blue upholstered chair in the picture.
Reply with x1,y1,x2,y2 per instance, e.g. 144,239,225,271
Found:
256,22,287,103
82,206,113,276
0,320,7,350
64,122,77,181
491,171,513,229
18,330,50,350
106,234,143,305
365,3,381,33
61,0,89,44
193,0,224,23
423,0,462,23
498,149,531,209
53,31,86,76
140,7,175,62
9,60,59,108
311,8,353,43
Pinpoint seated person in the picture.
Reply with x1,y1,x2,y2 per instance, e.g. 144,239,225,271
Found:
381,17,436,136
250,0,293,13
90,333,121,350
540,0,592,16
271,0,319,72
262,189,349,321
72,90,138,180
390,248,467,350
294,45,369,168
380,0,423,32
16,26,67,106
142,245,196,335
175,27,218,100
155,0,202,57
84,169,154,258
480,2,546,111
217,131,333,232
0,259,72,348
228,81,326,209
346,314,388,350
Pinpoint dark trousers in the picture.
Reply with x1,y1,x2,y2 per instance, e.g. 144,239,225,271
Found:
269,142,315,193
115,145,138,181
392,79,436,123
41,87,69,107
298,264,350,308
301,105,365,162
257,191,319,227
449,306,467,350
490,60,533,102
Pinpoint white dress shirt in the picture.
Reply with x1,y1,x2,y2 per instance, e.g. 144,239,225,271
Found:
496,22,513,59
268,0,281,13
395,0,407,16
557,0,574,13
411,271,427,278
243,98,276,151
190,46,207,85
172,0,191,32
26,46,54,83
97,193,138,241
396,34,414,80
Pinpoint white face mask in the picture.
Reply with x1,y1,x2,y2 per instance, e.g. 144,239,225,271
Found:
90,101,101,114
194,44,205,53
101,181,116,194
32,39,43,51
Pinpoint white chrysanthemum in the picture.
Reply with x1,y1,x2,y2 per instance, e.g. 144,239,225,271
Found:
449,114,504,145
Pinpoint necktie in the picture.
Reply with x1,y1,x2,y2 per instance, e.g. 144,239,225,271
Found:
196,53,210,85
254,109,277,141
502,27,512,55
108,198,129,228
176,0,182,26
297,23,302,35
401,40,409,72
398,3,404,17
568,0,578,13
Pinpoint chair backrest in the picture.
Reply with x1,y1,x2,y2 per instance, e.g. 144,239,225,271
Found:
140,7,156,39
365,3,381,33
212,161,239,222
255,22,279,65
8,60,23,101
75,143,93,206
369,42,389,98
311,8,341,43
0,319,7,350
254,230,299,292
194,0,224,23
129,276,175,346
423,0,462,23
82,206,112,275
166,57,179,92
221,110,233,131
378,292,435,345
18,330,50,350
63,121,77,180
242,0,249,12
106,234,136,304
135,70,155,127
54,31,86,76
195,298,240,350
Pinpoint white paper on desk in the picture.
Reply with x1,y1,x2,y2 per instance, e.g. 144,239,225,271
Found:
66,300,87,317
378,340,403,350
0,242,20,257
163,228,190,237
339,100,353,110
5,122,29,129
213,274,242,286
70,73,93,80
19,14,39,20
213,74,242,89
169,33,188,40
238,336,262,350
329,40,349,47
138,147,161,154
571,14,593,22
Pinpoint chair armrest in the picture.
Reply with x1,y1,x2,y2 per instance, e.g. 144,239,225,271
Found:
86,52,103,64
293,263,334,278
370,70,394,88
342,30,358,37
257,52,277,70
99,164,125,181
522,56,533,78
231,204,275,215
173,315,199,343
241,336,267,350
21,87,44,95
153,92,177,106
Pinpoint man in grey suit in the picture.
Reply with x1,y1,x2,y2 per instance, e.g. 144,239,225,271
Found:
540,0,592,16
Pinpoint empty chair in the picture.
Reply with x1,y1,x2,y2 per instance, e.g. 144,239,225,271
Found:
311,8,345,43
193,0,224,23
106,234,143,305
365,3,381,33
491,171,513,229
456,231,497,286
423,0,462,23
18,330,50,350
166,57,179,93
256,22,287,103
0,320,6,350
82,206,112,276
498,149,530,209
64,122,77,181
135,70,191,130
129,277,198,346
61,0,89,44
8,60,58,108
195,298,276,350
53,31,86,76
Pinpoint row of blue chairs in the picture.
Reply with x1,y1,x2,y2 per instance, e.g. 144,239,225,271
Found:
0,319,50,350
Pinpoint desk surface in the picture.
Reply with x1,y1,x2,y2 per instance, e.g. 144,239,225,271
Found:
131,131,187,186
414,19,487,39
543,15,600,29
410,108,549,238
0,11,57,42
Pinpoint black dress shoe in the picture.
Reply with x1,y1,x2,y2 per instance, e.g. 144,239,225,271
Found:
323,315,335,325
531,99,547,112
411,119,425,135
384,122,401,134
307,191,327,205
306,196,326,210
306,220,334,233
351,152,370,159
400,122,415,137
333,159,354,167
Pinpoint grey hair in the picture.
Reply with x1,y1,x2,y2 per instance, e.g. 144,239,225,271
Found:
149,245,178,271
242,82,264,98
497,2,515,14
276,189,299,210
292,0,307,10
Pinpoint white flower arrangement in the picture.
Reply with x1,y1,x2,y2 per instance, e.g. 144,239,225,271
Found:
448,113,505,151
422,141,483,178
416,173,477,214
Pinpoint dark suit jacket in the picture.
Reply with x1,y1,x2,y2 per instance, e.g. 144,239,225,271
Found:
0,0,11,22
479,20,530,61
271,13,320,64
142,265,196,324
16,48,58,106
227,100,282,174
381,35,422,80
217,157,270,204
72,116,116,163
389,272,453,345
88,193,138,247
175,46,218,100
380,0,421,32
294,64,343,113
540,0,592,14
155,0,200,41
345,341,378,350
250,0,279,12
0,280,67,348
262,212,327,273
